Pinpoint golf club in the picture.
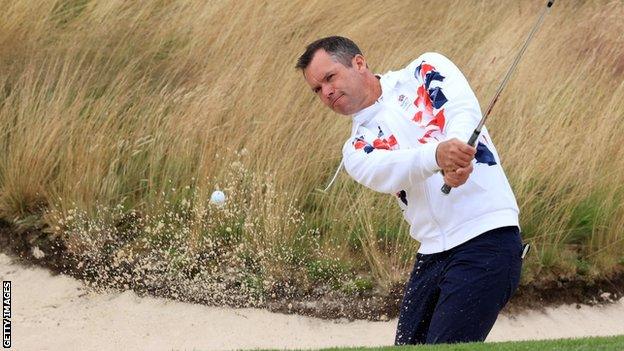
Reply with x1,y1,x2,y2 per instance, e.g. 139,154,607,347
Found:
441,0,555,195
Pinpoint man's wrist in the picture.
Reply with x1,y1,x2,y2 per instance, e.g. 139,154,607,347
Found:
424,142,442,173
435,143,441,170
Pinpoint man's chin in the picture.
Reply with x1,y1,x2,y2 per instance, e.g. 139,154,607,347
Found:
333,109,351,116
332,104,354,116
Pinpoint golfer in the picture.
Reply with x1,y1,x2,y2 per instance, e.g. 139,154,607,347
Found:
296,36,523,344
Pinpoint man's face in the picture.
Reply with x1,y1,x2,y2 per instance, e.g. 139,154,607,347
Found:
303,49,368,115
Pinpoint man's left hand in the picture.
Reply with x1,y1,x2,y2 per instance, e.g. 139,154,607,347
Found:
443,163,473,188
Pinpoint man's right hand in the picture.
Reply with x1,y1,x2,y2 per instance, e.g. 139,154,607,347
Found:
435,138,476,172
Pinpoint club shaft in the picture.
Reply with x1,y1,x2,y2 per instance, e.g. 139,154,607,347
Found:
475,0,554,137
441,0,554,195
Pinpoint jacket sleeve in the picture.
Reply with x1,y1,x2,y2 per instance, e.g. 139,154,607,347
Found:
404,52,482,142
342,132,440,194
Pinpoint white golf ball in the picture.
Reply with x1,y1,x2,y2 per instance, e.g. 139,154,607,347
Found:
210,190,226,206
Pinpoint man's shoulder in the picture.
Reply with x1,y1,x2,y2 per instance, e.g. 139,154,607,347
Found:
403,52,456,73
408,52,452,65
376,52,456,87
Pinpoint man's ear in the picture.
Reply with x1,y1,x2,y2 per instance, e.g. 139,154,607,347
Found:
353,54,367,72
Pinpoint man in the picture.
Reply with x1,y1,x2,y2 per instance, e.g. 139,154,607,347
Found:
296,36,523,345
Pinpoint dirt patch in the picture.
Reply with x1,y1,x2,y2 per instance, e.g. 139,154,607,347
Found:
1,219,622,321
506,275,624,312
265,275,624,321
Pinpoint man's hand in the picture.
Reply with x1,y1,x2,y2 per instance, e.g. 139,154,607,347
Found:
436,138,476,188
436,138,476,171
443,164,474,187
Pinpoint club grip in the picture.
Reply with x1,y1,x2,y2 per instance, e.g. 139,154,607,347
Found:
441,130,481,195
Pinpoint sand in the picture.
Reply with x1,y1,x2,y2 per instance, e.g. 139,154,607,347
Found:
1,253,623,351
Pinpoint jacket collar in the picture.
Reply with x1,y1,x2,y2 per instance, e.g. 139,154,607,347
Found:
351,71,400,127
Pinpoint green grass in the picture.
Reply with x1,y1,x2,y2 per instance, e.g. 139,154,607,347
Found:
318,335,624,351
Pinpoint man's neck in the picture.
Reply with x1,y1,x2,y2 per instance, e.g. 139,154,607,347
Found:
360,74,383,110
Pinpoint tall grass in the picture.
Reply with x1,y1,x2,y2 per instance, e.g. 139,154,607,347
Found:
0,0,623,302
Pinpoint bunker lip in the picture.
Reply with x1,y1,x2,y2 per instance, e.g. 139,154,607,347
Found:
0,220,622,321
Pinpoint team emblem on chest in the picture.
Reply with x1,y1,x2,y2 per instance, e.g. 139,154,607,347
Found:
397,94,411,111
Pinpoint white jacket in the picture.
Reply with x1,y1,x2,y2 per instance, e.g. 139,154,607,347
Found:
342,52,519,254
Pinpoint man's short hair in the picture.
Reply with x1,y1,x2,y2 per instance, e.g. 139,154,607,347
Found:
296,36,362,70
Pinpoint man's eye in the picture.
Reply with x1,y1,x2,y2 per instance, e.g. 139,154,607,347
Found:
327,74,334,81
313,88,320,94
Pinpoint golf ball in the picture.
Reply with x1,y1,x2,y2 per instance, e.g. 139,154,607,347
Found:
210,190,226,206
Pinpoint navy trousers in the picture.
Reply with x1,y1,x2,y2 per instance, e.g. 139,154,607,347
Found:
395,226,523,345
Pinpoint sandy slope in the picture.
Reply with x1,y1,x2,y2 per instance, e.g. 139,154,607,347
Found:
1,253,623,351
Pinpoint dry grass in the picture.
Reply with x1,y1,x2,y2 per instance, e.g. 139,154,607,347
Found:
0,0,623,300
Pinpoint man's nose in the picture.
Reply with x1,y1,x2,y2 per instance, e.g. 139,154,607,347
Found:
322,84,334,99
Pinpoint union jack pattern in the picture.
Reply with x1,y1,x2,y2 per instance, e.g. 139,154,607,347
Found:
412,61,497,166
476,139,497,166
353,136,375,154
412,61,447,144
353,126,399,154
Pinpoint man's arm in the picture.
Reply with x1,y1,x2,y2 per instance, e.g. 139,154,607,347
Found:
342,136,440,194
343,133,475,193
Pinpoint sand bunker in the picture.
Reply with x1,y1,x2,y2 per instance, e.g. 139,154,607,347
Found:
1,253,623,351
